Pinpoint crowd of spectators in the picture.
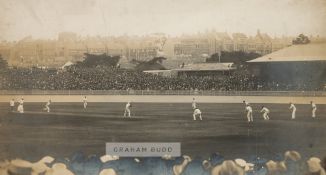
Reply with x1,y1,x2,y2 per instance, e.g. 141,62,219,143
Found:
1,150,325,175
0,67,323,91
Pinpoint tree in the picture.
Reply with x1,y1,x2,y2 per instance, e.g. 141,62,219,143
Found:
76,53,121,68
0,55,8,70
292,34,310,45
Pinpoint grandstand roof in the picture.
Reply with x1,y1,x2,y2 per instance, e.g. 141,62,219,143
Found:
248,42,326,62
173,63,235,71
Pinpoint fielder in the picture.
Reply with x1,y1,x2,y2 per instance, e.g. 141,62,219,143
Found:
260,106,270,120
83,96,88,109
192,98,197,109
245,104,253,122
17,98,24,113
289,102,296,119
311,101,317,118
193,108,202,121
43,100,51,112
10,99,15,112
124,101,132,117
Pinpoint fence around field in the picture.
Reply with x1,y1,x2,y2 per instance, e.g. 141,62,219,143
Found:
0,90,325,96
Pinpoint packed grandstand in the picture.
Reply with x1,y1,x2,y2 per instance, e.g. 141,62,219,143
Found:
0,66,321,91
0,41,325,91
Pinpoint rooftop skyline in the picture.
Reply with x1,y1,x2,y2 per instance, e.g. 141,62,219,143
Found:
1,0,326,41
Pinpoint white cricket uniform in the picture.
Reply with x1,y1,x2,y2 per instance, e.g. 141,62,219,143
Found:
124,103,131,117
83,97,87,109
260,107,270,120
246,106,253,122
193,108,202,120
192,100,196,109
17,99,24,113
289,104,296,119
311,103,317,118
44,101,51,112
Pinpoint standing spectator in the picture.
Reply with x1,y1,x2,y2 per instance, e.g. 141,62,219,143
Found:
306,157,326,175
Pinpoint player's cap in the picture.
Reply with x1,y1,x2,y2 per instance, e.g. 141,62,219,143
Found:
202,160,211,170
52,163,68,170
307,157,322,173
235,158,252,171
162,154,173,160
39,156,55,164
284,150,301,161
182,155,192,162
134,158,140,163
212,160,243,175
235,158,246,167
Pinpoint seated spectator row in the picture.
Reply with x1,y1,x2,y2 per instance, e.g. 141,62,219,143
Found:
0,150,325,175
0,66,323,91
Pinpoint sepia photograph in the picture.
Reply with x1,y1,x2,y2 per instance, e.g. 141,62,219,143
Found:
0,0,326,174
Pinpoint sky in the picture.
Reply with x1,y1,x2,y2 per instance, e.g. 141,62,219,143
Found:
0,0,326,41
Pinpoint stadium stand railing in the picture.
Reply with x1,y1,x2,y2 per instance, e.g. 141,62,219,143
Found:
0,90,325,96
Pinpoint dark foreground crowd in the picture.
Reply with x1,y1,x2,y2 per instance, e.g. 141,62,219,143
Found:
0,151,325,175
0,67,323,91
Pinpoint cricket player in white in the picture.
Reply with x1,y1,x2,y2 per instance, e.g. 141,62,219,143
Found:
17,98,24,113
43,100,51,112
192,98,196,109
124,102,131,117
10,99,15,112
311,101,317,118
260,106,270,120
83,96,87,109
193,108,202,121
289,103,296,119
245,104,253,122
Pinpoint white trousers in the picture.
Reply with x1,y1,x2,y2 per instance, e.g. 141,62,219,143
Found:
263,112,270,120
247,111,253,122
291,110,296,119
312,108,316,118
124,108,131,117
17,105,24,113
44,106,50,112
193,112,202,120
